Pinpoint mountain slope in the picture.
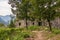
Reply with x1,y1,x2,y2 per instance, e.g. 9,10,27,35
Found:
0,15,11,25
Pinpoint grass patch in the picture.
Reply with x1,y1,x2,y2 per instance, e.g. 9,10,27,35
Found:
0,26,60,40
0,27,32,40
52,28,60,34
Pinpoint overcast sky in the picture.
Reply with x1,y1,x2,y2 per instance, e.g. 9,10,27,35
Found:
0,0,12,16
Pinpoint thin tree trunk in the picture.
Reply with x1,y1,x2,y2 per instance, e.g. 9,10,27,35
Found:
47,19,52,31
25,18,28,28
25,11,28,28
38,19,42,26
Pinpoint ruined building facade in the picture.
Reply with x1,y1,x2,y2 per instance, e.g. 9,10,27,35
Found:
14,18,60,28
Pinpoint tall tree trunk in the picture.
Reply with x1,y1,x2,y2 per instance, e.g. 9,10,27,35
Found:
38,19,42,26
47,19,52,31
25,17,28,28
25,11,28,28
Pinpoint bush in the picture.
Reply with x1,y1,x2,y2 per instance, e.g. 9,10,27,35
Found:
0,23,4,27
52,28,60,34
8,20,15,28
0,28,32,40
27,26,40,31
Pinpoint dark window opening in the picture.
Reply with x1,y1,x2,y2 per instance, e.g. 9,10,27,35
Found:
32,22,34,25
19,22,21,26
38,22,42,26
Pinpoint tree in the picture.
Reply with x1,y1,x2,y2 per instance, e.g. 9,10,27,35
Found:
8,14,15,28
29,0,47,26
30,0,60,31
41,0,60,31
9,0,60,31
9,20,15,28
9,0,32,28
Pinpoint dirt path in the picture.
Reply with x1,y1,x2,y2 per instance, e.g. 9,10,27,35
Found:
33,31,60,40
32,31,45,40
48,34,60,40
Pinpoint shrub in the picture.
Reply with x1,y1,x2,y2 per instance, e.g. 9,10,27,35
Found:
0,28,32,40
8,20,15,28
0,23,5,27
27,26,40,31
52,28,60,34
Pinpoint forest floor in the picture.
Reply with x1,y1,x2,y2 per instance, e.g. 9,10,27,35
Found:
33,31,60,40
32,31,46,40
26,30,60,40
0,26,60,40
